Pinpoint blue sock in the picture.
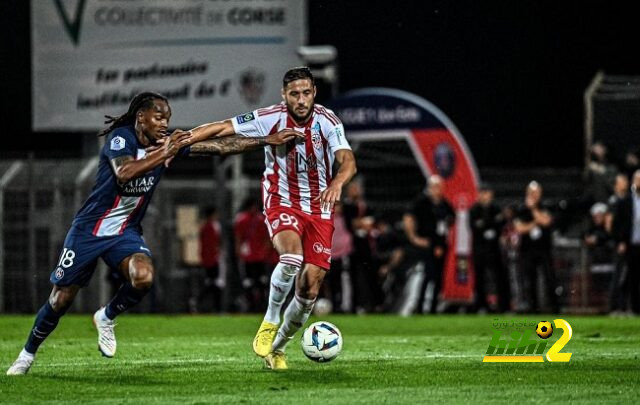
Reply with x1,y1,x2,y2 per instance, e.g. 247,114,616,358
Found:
24,302,66,355
104,282,149,320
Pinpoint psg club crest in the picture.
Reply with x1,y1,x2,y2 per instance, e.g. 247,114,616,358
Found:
55,267,64,280
237,68,265,106
434,142,456,178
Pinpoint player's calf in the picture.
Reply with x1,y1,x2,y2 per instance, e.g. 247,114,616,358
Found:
93,254,154,358
7,285,77,375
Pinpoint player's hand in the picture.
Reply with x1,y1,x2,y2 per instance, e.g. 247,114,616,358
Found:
266,129,304,145
158,130,191,167
316,183,342,212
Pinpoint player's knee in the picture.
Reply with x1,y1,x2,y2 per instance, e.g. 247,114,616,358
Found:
48,287,77,313
129,255,154,290
131,268,153,289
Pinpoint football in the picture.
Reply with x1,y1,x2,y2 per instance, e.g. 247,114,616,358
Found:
301,321,343,362
536,321,553,339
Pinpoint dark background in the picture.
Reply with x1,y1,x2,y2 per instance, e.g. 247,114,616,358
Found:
1,0,639,166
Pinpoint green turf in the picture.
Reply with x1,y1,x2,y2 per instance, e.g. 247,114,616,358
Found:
0,314,639,404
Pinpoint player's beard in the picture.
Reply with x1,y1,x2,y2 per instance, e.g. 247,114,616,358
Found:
287,102,314,125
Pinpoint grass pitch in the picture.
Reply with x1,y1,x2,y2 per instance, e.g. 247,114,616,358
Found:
1,314,639,404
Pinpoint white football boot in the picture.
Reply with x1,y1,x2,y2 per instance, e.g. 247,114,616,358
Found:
93,308,117,358
6,350,34,375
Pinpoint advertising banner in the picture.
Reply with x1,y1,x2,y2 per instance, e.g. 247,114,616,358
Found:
32,0,306,130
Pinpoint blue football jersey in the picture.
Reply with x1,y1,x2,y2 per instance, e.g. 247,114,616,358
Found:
71,125,189,236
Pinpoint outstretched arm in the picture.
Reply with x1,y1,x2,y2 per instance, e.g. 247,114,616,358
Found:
189,130,304,156
110,130,190,183
184,119,236,145
190,136,268,156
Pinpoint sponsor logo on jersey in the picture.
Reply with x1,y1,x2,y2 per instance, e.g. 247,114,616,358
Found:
110,136,125,151
121,176,155,195
55,267,64,279
313,242,331,255
334,126,344,145
236,112,255,124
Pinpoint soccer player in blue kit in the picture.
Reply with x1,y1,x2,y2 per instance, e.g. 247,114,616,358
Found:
6,92,302,375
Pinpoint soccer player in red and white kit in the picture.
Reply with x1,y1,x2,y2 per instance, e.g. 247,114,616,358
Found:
183,67,357,369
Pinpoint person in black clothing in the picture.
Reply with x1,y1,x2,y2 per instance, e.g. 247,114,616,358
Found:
470,183,511,313
584,203,615,265
611,170,640,314
607,173,629,314
514,181,560,313
404,175,455,314
342,180,376,313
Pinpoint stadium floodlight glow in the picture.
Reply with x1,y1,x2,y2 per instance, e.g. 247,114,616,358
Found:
297,45,338,65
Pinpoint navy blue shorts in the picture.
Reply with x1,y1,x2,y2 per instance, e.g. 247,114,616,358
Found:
49,227,152,287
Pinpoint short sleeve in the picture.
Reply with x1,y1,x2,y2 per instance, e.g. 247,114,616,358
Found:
104,128,137,160
327,123,351,155
231,110,265,138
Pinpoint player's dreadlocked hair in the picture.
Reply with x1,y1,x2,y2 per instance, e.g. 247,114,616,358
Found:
97,92,168,137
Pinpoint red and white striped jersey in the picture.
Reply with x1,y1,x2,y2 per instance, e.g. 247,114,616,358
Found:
232,103,351,219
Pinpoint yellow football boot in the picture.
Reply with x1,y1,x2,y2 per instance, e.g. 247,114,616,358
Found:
253,320,279,357
264,351,288,370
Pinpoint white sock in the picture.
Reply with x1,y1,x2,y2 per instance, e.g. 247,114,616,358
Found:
96,307,109,322
264,254,303,324
272,294,315,353
19,348,35,360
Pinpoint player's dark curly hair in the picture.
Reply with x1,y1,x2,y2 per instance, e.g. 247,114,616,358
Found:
282,66,314,87
97,92,168,137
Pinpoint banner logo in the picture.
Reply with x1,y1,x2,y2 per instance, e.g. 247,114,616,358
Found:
54,0,87,46
238,69,266,106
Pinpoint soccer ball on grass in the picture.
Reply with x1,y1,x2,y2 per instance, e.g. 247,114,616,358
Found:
301,321,342,362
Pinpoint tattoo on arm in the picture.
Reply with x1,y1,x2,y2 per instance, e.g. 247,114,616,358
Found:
190,135,267,156
109,156,134,172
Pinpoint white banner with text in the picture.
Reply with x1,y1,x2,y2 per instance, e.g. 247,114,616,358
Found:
32,0,306,130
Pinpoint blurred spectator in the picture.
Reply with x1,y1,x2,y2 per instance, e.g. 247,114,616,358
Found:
606,173,629,232
189,207,222,313
326,202,353,313
606,173,629,314
470,183,510,313
500,204,523,312
611,170,640,314
514,181,560,313
404,175,454,314
584,203,614,266
585,141,617,203
623,149,640,181
234,198,273,312
343,180,376,313
371,215,405,311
